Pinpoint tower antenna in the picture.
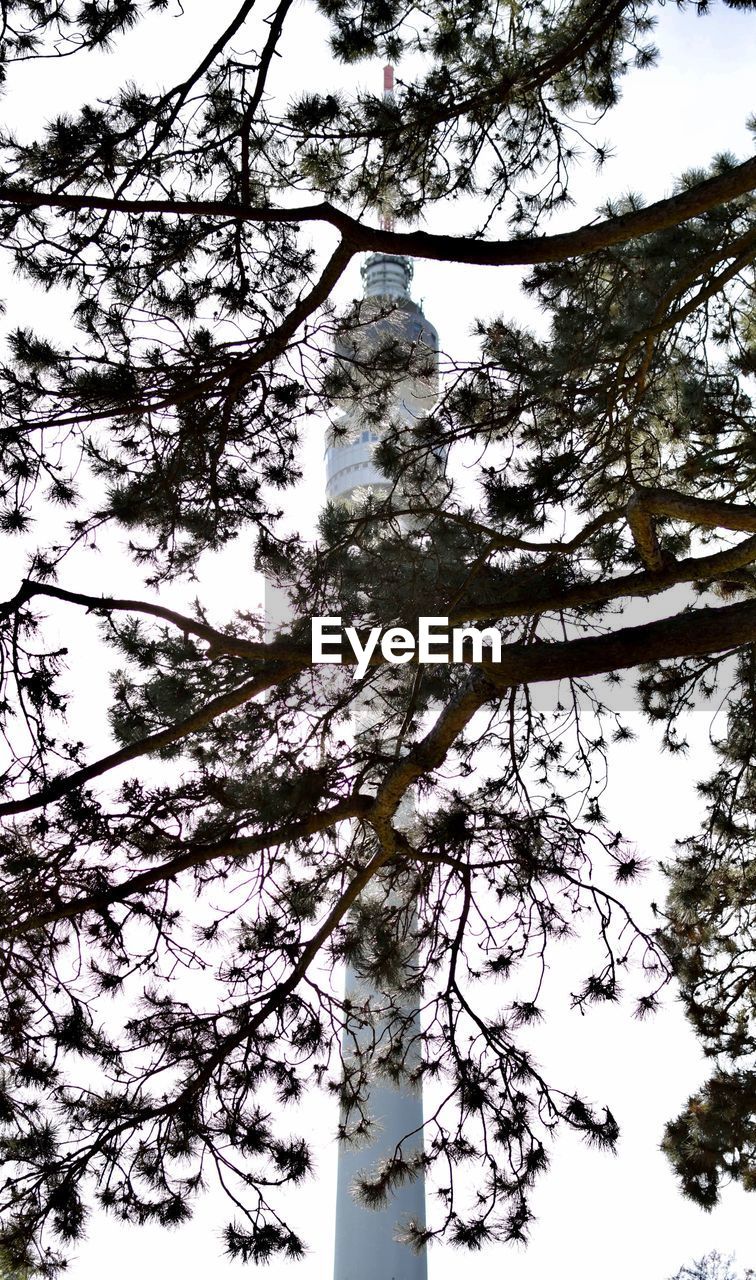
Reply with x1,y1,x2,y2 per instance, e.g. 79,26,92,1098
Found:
381,64,396,233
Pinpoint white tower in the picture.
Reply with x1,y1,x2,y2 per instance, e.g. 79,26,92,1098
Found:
326,251,439,505
327,242,439,1280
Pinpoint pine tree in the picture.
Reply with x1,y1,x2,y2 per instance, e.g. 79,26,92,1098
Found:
670,1252,754,1280
0,0,754,1271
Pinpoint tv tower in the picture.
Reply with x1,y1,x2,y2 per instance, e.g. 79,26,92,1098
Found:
327,66,440,1280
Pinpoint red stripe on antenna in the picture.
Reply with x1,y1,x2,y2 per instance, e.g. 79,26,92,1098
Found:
383,64,394,94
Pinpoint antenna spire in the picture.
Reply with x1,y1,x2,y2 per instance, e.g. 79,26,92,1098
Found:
381,64,395,232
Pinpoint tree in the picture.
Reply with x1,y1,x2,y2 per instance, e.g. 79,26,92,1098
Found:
670,1252,754,1280
0,0,754,1272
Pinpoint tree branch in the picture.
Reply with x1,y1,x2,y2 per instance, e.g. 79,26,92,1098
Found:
480,596,756,690
0,663,301,817
21,237,355,429
240,0,295,203
451,533,756,623
2,794,371,938
1,578,301,662
1,152,755,267
634,486,756,534
8,527,756,821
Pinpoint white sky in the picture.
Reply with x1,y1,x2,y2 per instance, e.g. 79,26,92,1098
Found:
0,1,754,1277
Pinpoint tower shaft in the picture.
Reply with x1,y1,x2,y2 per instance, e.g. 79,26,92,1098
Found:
328,253,438,1280
333,982,426,1280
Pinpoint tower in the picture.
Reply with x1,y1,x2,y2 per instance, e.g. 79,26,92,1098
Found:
327,250,439,1279
325,251,439,506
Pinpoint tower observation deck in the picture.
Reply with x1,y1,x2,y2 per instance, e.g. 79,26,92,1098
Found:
329,250,439,1280
324,251,439,506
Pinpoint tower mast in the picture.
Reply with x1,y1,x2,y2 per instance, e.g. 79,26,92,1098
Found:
329,66,439,1280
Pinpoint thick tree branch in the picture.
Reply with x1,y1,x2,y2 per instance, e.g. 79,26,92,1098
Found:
625,485,756,574
7,525,756,821
6,592,755,944
626,493,666,571
1,153,755,267
480,596,756,690
370,676,494,828
634,487,756,534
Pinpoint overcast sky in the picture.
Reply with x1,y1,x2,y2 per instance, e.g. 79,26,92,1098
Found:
1,2,754,1277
